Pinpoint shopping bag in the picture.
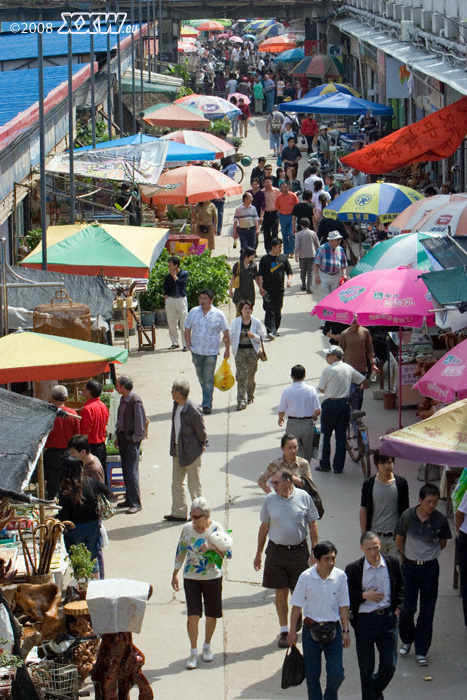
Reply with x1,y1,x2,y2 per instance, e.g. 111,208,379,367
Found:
281,644,305,689
213,359,235,391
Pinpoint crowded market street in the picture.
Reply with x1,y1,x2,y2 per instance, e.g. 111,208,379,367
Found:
100,119,467,699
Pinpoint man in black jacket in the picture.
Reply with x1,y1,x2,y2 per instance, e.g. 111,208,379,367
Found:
345,532,404,700
360,450,409,559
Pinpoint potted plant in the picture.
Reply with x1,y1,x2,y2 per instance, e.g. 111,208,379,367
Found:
67,543,96,597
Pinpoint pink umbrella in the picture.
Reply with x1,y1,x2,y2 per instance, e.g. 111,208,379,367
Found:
229,92,251,105
159,130,235,158
311,267,436,427
230,36,244,43
413,339,467,403
216,32,232,40
391,193,467,235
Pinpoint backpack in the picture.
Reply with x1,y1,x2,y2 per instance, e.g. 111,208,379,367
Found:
270,113,283,134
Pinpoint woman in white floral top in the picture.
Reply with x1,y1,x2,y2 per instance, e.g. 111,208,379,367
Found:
171,497,232,670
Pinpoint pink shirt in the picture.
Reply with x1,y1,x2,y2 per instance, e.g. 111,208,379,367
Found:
263,187,280,212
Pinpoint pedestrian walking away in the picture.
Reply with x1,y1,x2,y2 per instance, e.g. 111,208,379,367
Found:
287,541,350,700
346,532,404,700
229,247,260,315
115,375,147,513
360,450,409,559
339,316,378,410
395,483,452,666
165,380,207,522
294,217,319,294
164,256,189,351
317,347,367,474
277,365,321,462
171,497,232,669
184,289,230,415
258,238,292,339
254,469,319,648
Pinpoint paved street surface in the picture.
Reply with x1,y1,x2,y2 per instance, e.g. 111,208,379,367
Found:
101,117,467,699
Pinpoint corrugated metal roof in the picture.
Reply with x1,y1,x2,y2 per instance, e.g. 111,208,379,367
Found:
0,24,143,62
0,64,86,127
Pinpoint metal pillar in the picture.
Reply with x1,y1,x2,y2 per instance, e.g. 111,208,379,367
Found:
147,0,151,83
90,31,96,148
106,2,112,141
152,0,157,74
37,31,47,269
116,0,124,135
67,19,75,224
130,0,136,133
159,0,163,68
139,0,144,111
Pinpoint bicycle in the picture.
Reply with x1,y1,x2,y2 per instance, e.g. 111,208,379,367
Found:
222,162,244,184
346,408,372,478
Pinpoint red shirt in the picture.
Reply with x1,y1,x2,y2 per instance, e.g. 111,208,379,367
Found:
80,398,109,444
276,191,299,216
45,408,80,449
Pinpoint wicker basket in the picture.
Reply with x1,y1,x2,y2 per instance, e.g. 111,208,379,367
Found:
31,662,79,700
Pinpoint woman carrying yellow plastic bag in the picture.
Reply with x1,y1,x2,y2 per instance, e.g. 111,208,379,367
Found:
214,359,235,392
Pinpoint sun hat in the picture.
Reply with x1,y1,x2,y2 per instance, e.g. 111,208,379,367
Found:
324,347,344,359
328,230,343,241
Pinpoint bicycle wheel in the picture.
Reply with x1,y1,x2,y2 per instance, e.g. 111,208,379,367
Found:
346,420,362,462
359,428,372,478
232,164,244,184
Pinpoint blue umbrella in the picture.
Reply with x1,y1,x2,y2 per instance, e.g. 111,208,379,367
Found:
305,83,360,97
243,34,257,41
279,91,393,116
74,133,216,162
273,48,305,64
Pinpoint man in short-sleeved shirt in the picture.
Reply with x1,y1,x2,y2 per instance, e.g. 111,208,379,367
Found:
395,483,451,665
288,541,350,700
317,346,366,473
277,364,321,462
254,469,319,648
185,289,230,414
455,490,467,626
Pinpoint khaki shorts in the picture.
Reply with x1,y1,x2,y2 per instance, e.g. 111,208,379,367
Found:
263,540,309,590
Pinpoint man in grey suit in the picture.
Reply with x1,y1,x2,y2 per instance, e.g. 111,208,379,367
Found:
164,379,207,522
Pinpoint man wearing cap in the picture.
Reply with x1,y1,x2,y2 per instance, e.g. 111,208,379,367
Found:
313,232,348,298
44,385,80,499
317,347,367,473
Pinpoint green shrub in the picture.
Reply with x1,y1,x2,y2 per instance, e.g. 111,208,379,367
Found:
139,247,231,311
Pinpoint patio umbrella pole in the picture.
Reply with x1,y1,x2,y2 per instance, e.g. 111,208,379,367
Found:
398,327,402,430
37,452,46,530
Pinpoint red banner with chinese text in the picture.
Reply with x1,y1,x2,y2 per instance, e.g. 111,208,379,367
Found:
340,97,467,174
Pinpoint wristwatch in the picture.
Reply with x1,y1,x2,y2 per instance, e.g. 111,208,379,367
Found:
342,629,350,633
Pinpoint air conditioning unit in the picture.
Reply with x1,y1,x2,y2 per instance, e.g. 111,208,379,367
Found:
401,21,414,42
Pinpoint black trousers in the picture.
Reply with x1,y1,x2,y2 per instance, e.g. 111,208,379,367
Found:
44,447,68,499
262,211,279,253
263,289,284,334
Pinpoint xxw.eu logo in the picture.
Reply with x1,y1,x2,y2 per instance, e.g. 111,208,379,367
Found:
58,13,128,34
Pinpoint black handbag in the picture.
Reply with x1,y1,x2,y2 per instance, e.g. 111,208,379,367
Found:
301,476,325,519
281,644,305,689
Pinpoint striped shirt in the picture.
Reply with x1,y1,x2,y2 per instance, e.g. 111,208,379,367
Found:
234,204,259,229
314,242,347,275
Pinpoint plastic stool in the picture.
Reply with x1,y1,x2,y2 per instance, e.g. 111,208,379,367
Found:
105,458,126,496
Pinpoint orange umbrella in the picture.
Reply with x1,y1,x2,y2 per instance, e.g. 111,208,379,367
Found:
141,165,242,203
258,35,297,53
196,20,225,31
142,103,210,129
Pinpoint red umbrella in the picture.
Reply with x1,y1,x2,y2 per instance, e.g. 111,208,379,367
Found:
141,165,242,203
142,103,210,130
197,20,225,31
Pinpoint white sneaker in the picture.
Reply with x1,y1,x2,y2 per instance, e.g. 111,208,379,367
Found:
416,655,428,666
186,653,198,669
202,647,214,662
399,643,411,656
